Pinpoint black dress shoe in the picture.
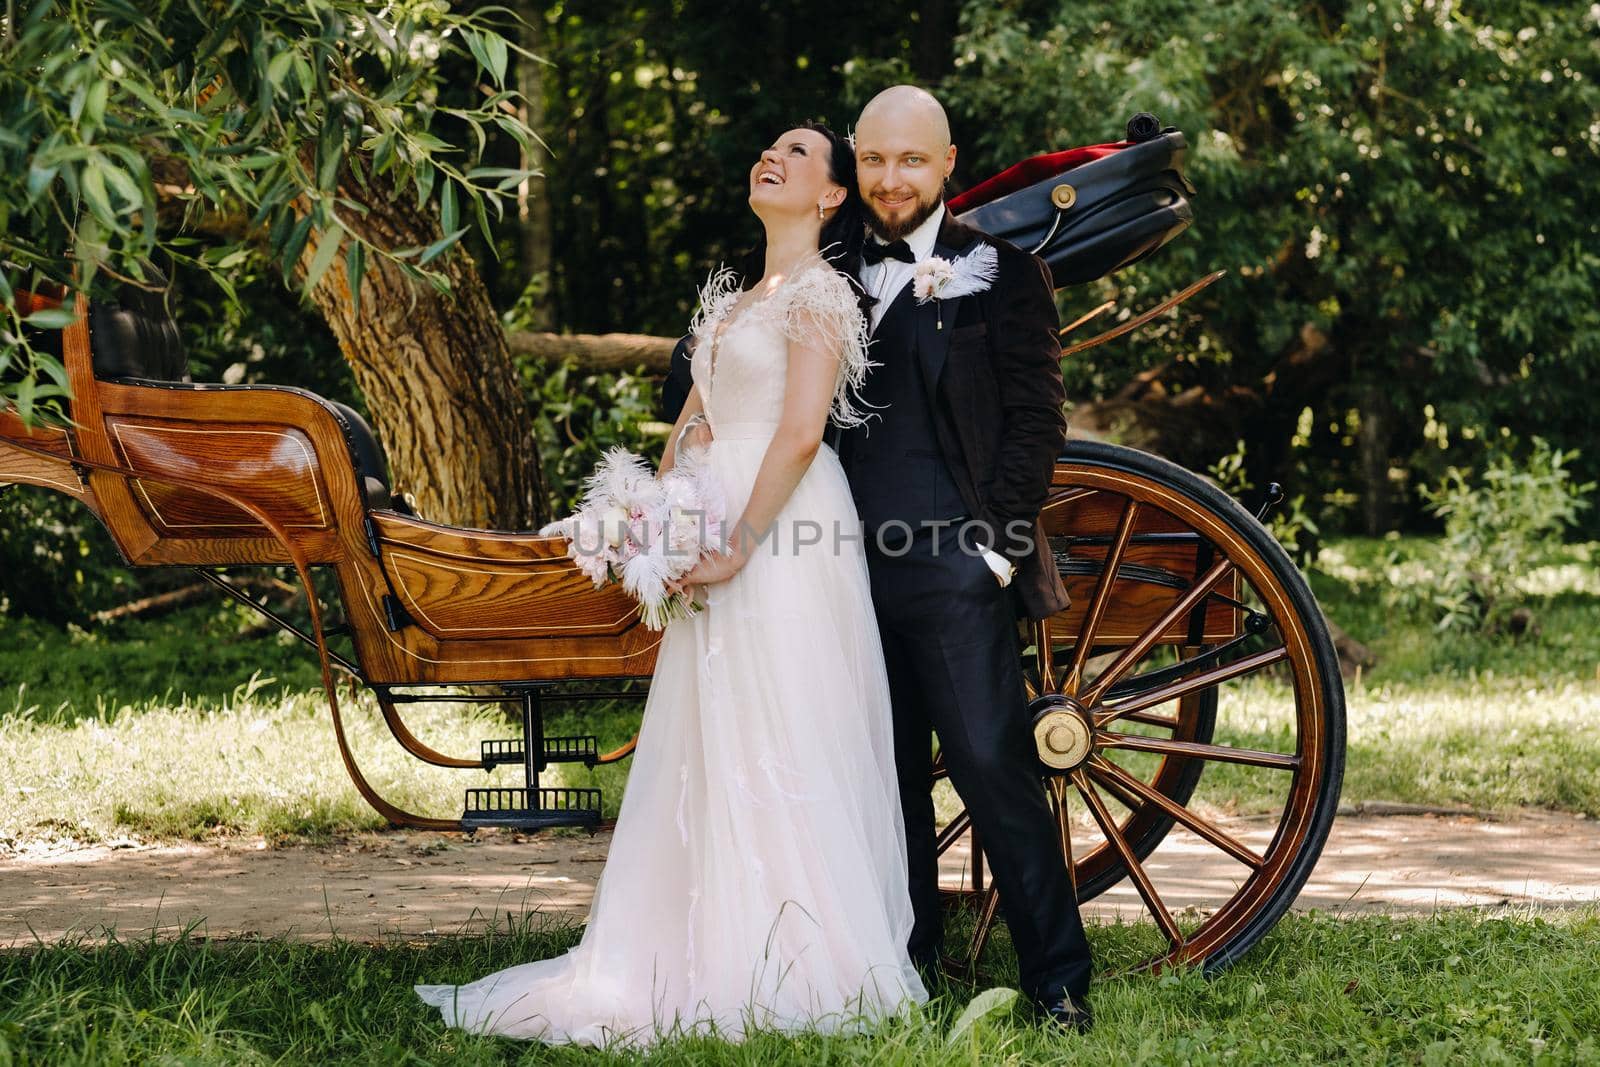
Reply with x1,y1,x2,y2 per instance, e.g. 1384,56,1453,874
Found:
1040,992,1093,1034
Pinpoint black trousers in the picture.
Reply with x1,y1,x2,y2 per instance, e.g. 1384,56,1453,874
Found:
866,525,1092,1001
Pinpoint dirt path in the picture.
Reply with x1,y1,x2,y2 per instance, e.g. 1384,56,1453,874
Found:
3,812,1596,947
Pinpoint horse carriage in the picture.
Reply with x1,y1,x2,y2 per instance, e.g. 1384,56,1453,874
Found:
0,118,1344,978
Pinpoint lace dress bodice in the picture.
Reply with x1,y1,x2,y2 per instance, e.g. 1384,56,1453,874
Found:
687,264,873,435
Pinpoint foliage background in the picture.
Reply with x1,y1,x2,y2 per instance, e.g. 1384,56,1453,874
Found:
3,0,1598,623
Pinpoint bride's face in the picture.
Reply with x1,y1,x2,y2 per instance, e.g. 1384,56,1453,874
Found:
748,127,843,221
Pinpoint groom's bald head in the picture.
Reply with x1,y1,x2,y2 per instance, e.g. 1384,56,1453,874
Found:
853,85,957,241
856,85,952,152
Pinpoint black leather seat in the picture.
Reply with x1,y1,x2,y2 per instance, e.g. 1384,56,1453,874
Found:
80,273,402,513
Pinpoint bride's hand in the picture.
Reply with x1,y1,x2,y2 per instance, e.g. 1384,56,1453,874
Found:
671,543,744,596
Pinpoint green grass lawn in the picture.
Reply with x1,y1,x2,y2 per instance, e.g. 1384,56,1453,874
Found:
3,538,1597,847
1,909,1596,1064
2,539,1599,1062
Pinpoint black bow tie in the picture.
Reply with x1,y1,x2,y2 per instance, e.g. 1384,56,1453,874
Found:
862,239,915,266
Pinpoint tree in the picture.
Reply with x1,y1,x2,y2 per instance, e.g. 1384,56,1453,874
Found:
932,0,1600,531
1,0,546,527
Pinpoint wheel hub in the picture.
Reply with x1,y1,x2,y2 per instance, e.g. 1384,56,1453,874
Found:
1032,699,1093,771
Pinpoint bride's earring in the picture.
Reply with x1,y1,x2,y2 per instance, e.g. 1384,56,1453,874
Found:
818,203,825,220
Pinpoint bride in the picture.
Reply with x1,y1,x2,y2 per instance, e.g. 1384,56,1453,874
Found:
415,121,929,1046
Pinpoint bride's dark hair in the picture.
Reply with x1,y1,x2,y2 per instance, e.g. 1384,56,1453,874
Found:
737,120,868,306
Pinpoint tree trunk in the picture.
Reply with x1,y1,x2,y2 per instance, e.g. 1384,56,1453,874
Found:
300,174,546,530
517,2,553,331
1357,382,1390,535
509,330,675,373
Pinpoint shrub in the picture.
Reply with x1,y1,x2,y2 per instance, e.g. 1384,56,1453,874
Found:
1417,437,1593,632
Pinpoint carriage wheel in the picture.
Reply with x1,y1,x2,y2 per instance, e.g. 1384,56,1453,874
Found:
936,440,1345,974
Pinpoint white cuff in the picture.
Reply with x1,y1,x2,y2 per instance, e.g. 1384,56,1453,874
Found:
979,548,1016,587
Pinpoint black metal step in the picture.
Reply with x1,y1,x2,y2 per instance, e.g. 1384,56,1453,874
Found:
480,734,600,768
461,787,603,830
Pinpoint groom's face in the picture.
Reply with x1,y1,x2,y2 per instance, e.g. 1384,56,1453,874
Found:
854,117,955,242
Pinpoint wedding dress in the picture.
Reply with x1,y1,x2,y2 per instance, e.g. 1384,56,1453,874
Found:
415,261,927,1047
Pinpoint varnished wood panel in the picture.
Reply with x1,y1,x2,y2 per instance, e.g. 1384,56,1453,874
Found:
1042,483,1241,644
106,416,331,533
87,381,363,567
373,513,645,640
0,410,95,504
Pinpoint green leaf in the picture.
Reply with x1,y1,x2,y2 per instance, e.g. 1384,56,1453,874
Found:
413,161,435,208
84,79,109,131
944,987,1019,1046
439,180,457,235
418,226,469,266
464,166,526,181
101,164,142,208
317,144,342,192
463,30,492,81
303,227,343,293
345,240,366,317
279,214,316,280
482,31,509,86
16,374,35,425
81,164,116,224
267,50,296,90
474,194,494,254
27,163,60,204
22,308,77,330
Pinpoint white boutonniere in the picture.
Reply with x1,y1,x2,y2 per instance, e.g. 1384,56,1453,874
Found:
912,243,999,329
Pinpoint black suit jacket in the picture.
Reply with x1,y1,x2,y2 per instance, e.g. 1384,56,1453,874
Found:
858,212,1070,620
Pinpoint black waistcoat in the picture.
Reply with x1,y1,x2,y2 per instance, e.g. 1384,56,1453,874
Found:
840,284,967,531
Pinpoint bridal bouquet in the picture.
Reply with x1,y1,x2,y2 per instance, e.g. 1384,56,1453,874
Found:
539,446,728,630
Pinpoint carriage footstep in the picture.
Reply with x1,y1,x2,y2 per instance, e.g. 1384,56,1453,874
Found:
480,735,600,769
461,787,603,831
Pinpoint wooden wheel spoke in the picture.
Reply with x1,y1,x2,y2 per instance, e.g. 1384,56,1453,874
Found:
1089,755,1264,869
1085,762,1145,812
1033,616,1058,694
1118,709,1181,730
1098,731,1300,771
1095,646,1290,726
1063,499,1139,695
1081,556,1237,708
935,809,971,855
1041,486,1096,516
1072,769,1184,948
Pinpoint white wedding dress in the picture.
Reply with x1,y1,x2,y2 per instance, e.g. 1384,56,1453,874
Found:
415,262,927,1047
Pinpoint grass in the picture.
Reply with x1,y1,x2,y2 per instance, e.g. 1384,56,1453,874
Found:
2,538,1598,850
0,909,1596,1063
0,604,324,722
1,539,1598,1062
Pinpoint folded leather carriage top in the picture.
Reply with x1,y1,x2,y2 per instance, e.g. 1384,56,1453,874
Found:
949,114,1196,289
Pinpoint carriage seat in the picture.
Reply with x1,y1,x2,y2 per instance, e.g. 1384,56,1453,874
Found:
80,277,401,513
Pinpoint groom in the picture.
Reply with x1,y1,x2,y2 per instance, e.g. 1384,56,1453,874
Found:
837,85,1093,1029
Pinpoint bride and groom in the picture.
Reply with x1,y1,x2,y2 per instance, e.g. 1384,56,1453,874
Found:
416,84,1092,1045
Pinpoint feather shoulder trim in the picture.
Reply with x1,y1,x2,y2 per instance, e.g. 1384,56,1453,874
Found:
688,265,744,342
776,265,879,429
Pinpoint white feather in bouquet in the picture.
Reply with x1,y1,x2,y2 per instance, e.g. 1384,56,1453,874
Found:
541,445,728,630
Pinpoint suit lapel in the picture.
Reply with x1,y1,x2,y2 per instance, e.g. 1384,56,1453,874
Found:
916,212,985,407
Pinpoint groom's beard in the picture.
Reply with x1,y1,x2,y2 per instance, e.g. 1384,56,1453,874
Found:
864,190,943,243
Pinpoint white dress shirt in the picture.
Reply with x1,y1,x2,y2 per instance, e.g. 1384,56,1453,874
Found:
860,203,946,333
